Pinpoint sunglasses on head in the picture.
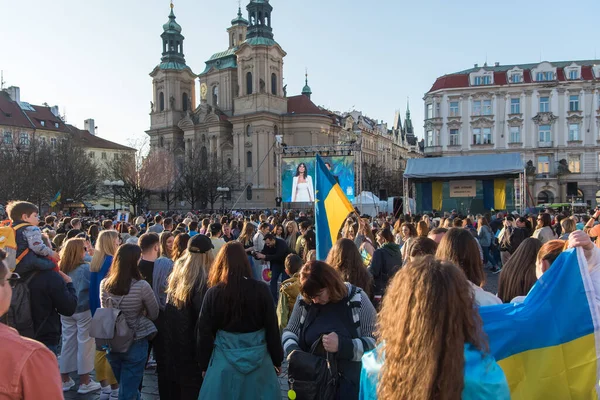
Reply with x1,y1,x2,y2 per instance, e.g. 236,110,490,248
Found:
4,272,21,288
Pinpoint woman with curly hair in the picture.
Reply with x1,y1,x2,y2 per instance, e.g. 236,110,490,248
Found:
360,256,509,400
326,238,373,299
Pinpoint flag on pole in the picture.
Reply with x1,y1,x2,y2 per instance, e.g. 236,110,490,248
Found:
480,248,600,399
315,154,354,260
50,191,61,207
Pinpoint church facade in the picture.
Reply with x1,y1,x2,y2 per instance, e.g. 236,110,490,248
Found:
146,1,421,210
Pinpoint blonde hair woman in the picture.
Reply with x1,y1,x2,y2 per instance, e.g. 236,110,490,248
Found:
284,221,299,252
58,238,101,393
88,230,119,398
163,235,215,399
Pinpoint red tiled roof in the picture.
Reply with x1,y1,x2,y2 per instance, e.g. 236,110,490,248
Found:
24,105,70,133
428,60,599,93
66,124,135,151
0,91,34,129
287,95,329,115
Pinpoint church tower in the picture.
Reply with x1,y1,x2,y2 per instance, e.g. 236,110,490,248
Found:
302,70,312,100
233,0,287,116
147,3,196,152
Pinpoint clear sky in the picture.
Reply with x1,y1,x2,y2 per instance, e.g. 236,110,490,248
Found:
2,0,599,146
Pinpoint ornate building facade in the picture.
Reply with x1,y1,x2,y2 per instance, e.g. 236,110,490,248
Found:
147,1,421,210
424,60,600,206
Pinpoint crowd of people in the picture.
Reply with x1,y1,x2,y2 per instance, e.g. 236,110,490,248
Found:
1,200,599,399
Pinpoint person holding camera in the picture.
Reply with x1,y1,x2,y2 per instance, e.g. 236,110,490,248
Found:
255,233,290,303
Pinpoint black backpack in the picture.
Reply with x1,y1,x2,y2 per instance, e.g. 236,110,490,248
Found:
0,272,39,338
287,336,338,400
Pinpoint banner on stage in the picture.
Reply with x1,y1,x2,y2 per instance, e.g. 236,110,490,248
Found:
449,180,476,197
281,156,355,203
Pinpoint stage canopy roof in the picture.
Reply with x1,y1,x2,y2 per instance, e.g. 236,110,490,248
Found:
404,153,523,179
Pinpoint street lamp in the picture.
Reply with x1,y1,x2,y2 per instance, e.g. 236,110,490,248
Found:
104,180,124,213
217,187,230,213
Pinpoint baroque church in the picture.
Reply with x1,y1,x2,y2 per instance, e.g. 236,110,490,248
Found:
147,1,421,210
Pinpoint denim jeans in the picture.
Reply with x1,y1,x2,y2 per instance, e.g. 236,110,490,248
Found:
107,339,148,400
269,264,289,304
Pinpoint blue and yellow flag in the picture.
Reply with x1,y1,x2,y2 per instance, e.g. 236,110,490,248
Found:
50,191,61,207
480,248,600,399
315,154,354,260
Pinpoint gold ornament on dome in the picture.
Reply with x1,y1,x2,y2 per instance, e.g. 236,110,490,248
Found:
200,83,208,100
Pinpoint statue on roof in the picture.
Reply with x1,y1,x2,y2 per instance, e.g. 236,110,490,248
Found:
283,84,287,97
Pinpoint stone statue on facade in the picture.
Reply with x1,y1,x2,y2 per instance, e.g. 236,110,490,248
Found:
283,84,287,97
169,96,175,108
525,160,536,176
259,79,266,93
150,101,154,112
557,159,571,175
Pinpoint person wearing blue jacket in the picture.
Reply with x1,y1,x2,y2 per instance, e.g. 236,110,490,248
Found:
359,256,509,400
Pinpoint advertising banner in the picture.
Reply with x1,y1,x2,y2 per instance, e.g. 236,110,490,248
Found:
449,180,477,197
281,156,355,203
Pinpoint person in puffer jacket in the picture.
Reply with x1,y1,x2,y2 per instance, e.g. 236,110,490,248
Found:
368,229,402,308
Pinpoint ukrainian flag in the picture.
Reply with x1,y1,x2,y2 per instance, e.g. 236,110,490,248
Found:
315,154,354,260
480,248,600,399
50,191,61,207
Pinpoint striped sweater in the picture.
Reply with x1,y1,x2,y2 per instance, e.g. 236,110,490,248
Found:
100,279,159,340
282,283,376,362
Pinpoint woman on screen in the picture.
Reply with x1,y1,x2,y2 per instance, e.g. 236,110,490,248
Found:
291,163,314,202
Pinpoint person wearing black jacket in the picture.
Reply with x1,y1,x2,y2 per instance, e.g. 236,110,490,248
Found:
163,235,214,400
29,269,78,353
368,229,402,309
196,242,283,399
256,234,290,303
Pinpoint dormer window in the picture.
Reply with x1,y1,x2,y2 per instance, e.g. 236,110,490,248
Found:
569,70,579,80
510,74,522,83
40,120,45,127
593,65,600,79
536,72,554,81
565,63,581,81
54,122,59,128
470,69,493,86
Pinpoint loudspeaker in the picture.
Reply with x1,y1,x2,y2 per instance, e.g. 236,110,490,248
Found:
567,182,578,197
379,189,388,201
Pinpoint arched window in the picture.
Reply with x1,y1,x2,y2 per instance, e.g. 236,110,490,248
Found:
246,186,252,200
182,92,189,111
247,151,252,167
271,73,277,95
265,13,270,26
159,136,164,147
159,92,165,111
201,146,208,169
274,125,278,135
212,86,219,106
258,12,263,24
246,125,252,137
227,158,232,169
231,32,235,47
246,72,253,95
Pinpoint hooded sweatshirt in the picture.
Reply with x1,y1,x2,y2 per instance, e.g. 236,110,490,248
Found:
368,242,402,298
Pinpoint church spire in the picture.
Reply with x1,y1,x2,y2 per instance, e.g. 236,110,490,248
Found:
404,98,414,135
302,69,312,99
159,1,187,69
231,3,249,26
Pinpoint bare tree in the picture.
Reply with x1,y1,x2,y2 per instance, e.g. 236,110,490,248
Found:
143,148,179,211
199,156,240,212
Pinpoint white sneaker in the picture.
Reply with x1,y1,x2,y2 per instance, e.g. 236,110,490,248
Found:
77,380,102,394
62,378,75,392
99,386,112,400
110,389,120,399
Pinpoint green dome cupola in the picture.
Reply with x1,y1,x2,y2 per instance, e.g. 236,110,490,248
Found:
246,0,274,40
302,70,312,99
231,6,249,26
159,2,187,69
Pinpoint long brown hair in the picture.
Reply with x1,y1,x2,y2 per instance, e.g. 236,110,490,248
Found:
207,242,253,320
326,238,372,297
377,256,487,400
300,261,347,303
172,233,190,261
59,238,86,275
497,237,542,303
103,244,143,296
435,228,485,287
416,220,429,237
159,231,174,259
237,222,256,246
